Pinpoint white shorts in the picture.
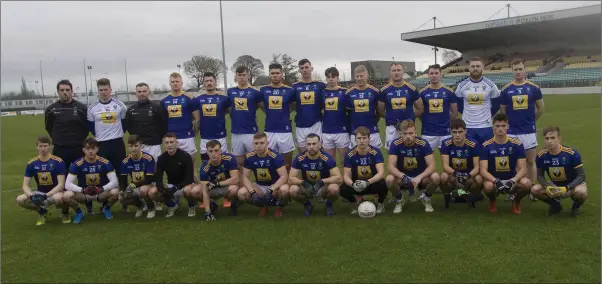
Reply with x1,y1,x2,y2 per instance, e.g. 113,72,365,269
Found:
322,133,351,149
296,122,322,148
266,132,296,154
422,135,451,150
200,138,228,154
141,144,162,162
508,133,538,150
177,138,197,156
350,133,383,149
231,134,255,156
385,125,401,150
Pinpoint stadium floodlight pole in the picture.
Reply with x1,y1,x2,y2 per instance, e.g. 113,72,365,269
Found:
83,59,89,101
87,65,93,104
124,59,130,103
507,4,510,18
39,60,45,105
219,0,228,91
177,64,181,74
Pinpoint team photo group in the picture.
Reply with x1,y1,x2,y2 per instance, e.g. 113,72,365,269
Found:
19,56,588,225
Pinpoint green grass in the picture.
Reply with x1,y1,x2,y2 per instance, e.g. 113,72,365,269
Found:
2,94,600,283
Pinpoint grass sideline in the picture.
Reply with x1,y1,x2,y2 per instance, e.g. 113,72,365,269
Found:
1,94,600,283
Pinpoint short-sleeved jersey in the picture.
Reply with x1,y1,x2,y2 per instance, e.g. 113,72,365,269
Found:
420,85,458,136
345,85,380,134
227,86,262,134
455,77,501,129
344,145,384,181
292,81,326,128
200,153,238,183
87,99,127,141
379,82,420,126
500,81,543,135
292,150,337,182
120,152,155,183
195,94,231,139
24,155,67,193
440,137,480,174
69,156,115,187
322,87,349,134
244,149,286,186
160,92,199,139
480,137,525,180
536,146,583,187
388,137,433,177
260,85,296,133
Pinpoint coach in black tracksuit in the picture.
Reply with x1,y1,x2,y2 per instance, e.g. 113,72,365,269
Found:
125,82,168,161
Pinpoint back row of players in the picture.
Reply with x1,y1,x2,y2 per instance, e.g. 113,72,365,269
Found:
20,57,587,225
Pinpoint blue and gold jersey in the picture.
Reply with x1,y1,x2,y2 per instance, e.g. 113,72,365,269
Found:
69,156,115,187
292,150,337,182
388,137,433,177
536,146,583,187
345,85,380,134
344,145,384,181
419,85,457,136
379,81,420,126
200,153,238,183
244,149,286,186
292,81,326,128
480,137,525,180
120,152,155,183
260,84,296,133
227,86,262,134
195,94,231,139
24,155,67,193
322,87,349,134
500,81,543,135
440,137,480,174
160,92,199,139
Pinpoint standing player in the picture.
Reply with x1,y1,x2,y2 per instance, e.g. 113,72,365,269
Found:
237,132,290,218
480,113,532,214
386,120,439,213
531,126,587,217
321,67,350,161
259,63,296,170
148,133,197,218
419,64,459,150
439,119,483,208
500,58,545,201
62,138,120,224
378,63,423,149
346,65,382,148
195,72,230,161
118,135,156,219
292,59,326,153
454,57,501,144
17,136,68,225
340,127,388,214
288,134,342,216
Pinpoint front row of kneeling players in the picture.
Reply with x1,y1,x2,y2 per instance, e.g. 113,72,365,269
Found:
19,113,588,225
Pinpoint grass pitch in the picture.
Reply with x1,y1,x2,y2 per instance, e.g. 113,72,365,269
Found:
1,94,600,283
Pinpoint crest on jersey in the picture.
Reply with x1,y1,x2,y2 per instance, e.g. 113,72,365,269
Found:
482,85,486,91
73,108,78,116
508,147,513,154
49,163,54,171
562,156,567,164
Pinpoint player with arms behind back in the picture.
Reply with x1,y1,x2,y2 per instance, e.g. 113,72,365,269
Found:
531,126,587,217
479,113,532,214
17,135,68,225
346,65,382,148
321,67,350,161
118,135,156,219
288,134,341,216
292,59,326,153
195,72,230,161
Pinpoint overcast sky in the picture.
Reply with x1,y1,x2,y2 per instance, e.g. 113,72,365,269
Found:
1,1,598,95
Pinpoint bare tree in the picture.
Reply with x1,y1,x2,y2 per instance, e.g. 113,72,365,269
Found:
231,55,264,84
442,49,461,65
312,71,323,82
183,55,224,88
270,53,299,85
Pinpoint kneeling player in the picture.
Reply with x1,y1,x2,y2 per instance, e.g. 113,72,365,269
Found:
439,119,483,208
238,132,290,217
340,127,388,214
531,126,587,216
17,135,68,225
119,135,156,218
480,113,532,214
289,134,342,216
63,138,119,224
148,133,196,218
387,120,440,213
193,140,239,220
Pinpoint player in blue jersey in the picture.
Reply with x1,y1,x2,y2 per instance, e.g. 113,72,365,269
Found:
419,64,459,150
454,57,501,144
238,132,290,218
321,67,350,161
500,58,546,201
196,72,230,161
259,63,296,170
439,119,483,208
17,136,68,225
479,113,532,214
118,135,156,219
341,127,388,215
346,65,382,148
289,134,342,216
531,126,587,217
292,59,326,153
386,120,439,213
63,138,120,224
378,63,423,149
193,140,240,220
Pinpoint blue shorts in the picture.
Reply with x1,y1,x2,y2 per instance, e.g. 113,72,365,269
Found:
467,127,493,144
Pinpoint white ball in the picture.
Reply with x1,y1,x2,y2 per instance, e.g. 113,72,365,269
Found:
357,201,377,218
